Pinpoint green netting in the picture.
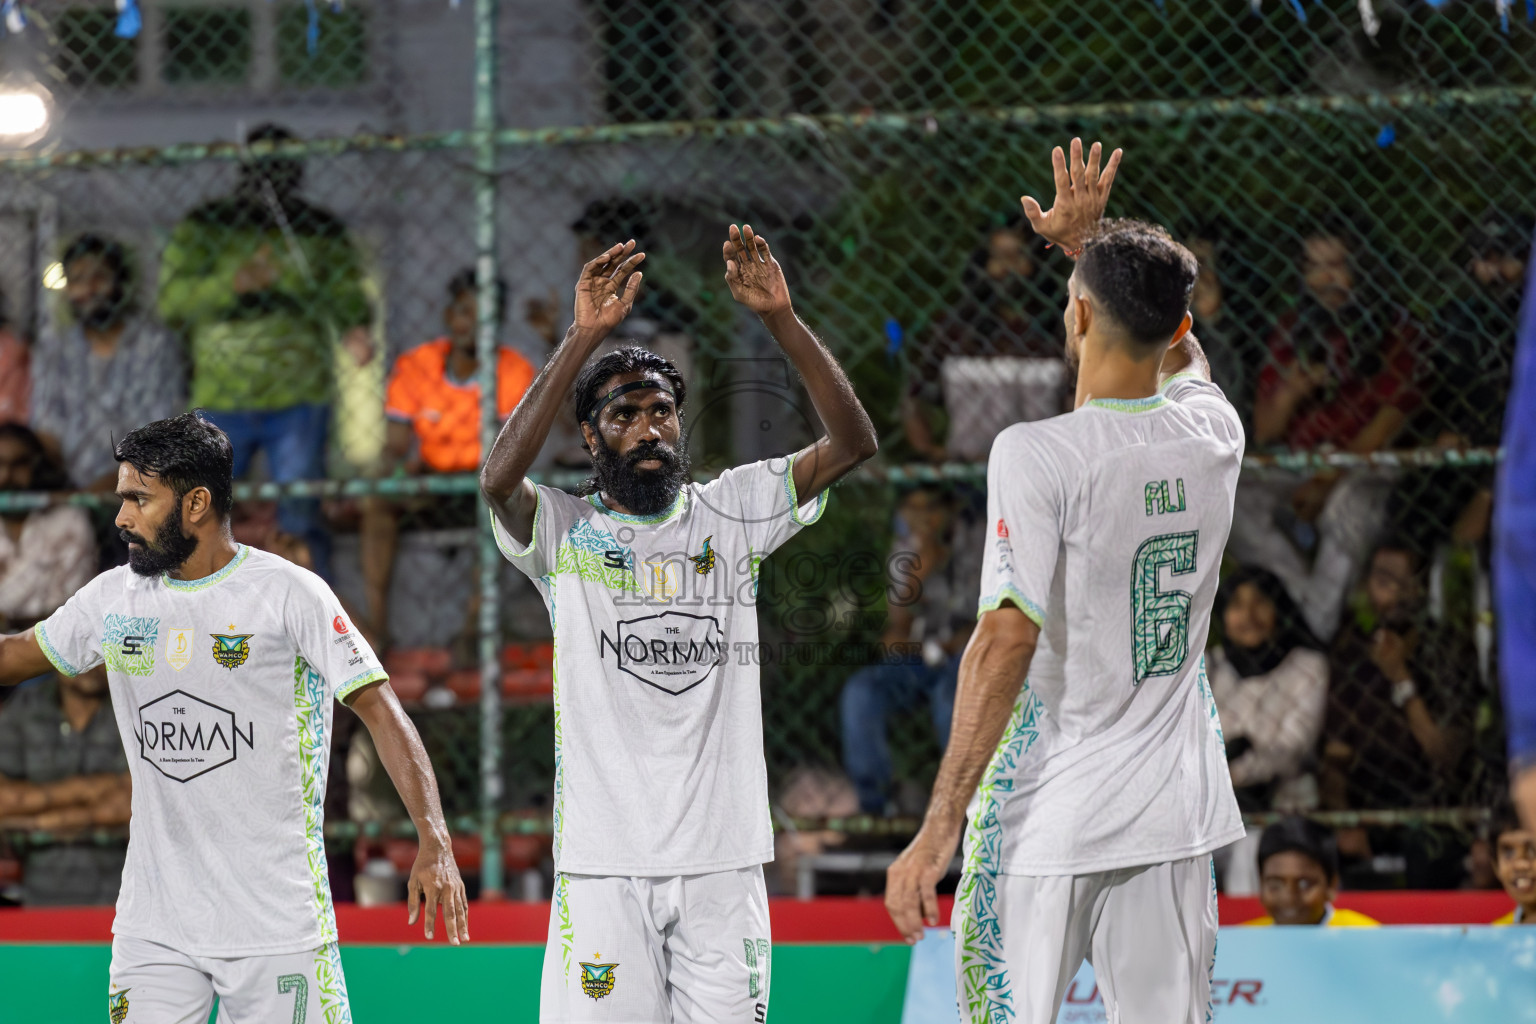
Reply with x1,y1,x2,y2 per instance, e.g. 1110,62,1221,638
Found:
0,0,1527,896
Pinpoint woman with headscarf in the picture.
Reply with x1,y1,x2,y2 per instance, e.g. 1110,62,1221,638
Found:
1211,566,1330,813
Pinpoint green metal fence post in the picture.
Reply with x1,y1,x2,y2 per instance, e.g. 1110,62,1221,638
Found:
473,0,503,899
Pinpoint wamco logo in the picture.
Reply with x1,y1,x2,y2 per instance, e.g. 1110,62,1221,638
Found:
137,690,255,782
598,611,727,695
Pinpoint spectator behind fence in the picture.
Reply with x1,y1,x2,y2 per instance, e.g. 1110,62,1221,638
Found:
1491,806,1535,925
359,270,534,649
0,666,130,904
0,425,95,632
1211,567,1328,813
840,487,982,815
0,285,26,425
1321,538,1473,816
31,234,184,492
903,222,1066,463
158,123,372,581
1230,228,1422,639
1245,816,1380,926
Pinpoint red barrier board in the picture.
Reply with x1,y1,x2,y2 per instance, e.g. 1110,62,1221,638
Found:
0,891,1517,945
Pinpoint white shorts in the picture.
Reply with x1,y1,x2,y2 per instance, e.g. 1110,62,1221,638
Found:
108,934,352,1024
952,855,1217,1024
541,866,771,1024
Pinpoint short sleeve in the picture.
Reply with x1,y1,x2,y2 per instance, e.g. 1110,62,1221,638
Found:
701,455,828,557
383,352,422,423
490,484,589,581
282,571,387,704
977,426,1063,627
34,574,108,677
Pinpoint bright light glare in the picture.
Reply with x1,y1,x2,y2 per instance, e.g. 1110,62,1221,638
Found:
43,262,65,290
0,92,48,137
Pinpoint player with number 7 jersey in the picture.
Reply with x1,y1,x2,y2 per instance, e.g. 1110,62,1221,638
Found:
886,142,1244,1024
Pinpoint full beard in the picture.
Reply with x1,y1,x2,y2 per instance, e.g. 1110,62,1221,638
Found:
122,506,200,578
589,434,692,517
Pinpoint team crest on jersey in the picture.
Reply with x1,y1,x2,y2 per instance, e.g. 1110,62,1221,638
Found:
210,633,253,670
579,957,618,1000
108,988,130,1023
689,536,716,576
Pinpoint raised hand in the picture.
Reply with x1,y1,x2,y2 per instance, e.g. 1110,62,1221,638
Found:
572,240,645,339
1021,138,1123,253
722,224,792,317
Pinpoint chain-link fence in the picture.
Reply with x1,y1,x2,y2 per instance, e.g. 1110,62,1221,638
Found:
0,0,1529,897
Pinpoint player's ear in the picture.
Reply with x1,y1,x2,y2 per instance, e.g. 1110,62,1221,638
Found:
1073,293,1093,337
578,420,597,453
1170,311,1193,346
183,486,211,525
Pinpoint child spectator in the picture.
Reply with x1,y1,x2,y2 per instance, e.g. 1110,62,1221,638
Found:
1246,816,1379,927
1491,807,1535,925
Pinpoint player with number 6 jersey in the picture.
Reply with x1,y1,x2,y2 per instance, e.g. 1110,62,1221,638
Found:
886,142,1244,1024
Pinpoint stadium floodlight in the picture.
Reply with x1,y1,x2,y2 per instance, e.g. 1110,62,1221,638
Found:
0,89,47,138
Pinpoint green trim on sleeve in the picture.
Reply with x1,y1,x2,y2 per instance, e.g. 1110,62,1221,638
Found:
335,668,388,703
490,489,543,560
784,454,829,527
32,622,81,676
978,586,1045,627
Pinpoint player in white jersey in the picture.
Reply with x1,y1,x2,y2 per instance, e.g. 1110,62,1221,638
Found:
480,227,877,1022
886,142,1245,1024
0,412,468,1023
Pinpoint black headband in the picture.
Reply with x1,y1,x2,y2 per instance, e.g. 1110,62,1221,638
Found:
586,378,675,426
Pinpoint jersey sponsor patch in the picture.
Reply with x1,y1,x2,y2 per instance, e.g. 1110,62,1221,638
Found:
166,627,193,671
599,611,727,695
102,614,160,676
137,689,255,782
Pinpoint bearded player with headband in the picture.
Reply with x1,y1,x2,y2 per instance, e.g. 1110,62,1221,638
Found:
481,225,877,1022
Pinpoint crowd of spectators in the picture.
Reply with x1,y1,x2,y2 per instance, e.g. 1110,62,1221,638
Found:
0,156,1525,905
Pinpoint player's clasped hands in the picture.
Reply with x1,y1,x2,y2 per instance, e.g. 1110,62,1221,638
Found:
407,835,471,945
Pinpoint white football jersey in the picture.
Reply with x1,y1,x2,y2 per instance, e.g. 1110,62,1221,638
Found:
494,457,825,876
968,374,1246,876
36,546,385,956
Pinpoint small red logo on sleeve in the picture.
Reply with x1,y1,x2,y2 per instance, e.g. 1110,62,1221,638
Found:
333,615,348,634
996,519,1009,538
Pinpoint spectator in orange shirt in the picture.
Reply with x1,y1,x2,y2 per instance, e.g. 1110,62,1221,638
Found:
360,269,535,649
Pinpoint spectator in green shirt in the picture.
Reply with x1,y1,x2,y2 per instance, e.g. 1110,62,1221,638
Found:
157,123,370,579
